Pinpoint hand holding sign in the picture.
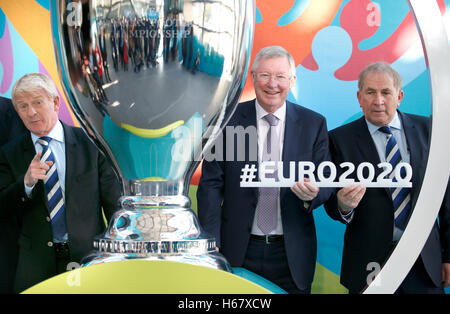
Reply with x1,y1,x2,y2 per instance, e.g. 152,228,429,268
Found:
337,185,366,214
290,178,319,201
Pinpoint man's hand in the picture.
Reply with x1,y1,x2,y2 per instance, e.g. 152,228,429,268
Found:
442,263,450,288
337,185,366,214
291,178,319,201
24,152,53,187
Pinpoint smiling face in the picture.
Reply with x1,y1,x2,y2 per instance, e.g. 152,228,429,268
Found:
251,56,296,113
357,71,403,126
14,88,60,137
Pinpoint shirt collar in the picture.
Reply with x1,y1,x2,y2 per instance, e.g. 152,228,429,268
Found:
255,99,286,123
31,120,65,145
365,111,402,135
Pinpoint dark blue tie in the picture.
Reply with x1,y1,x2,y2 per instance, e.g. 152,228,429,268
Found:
38,136,68,242
378,126,411,230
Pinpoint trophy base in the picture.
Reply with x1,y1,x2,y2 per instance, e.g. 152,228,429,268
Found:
81,251,233,273
81,205,232,273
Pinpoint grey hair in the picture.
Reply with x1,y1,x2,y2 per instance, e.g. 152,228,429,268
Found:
252,46,296,76
12,73,59,105
358,61,403,92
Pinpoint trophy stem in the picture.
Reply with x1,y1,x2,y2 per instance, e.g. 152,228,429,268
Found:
120,179,192,209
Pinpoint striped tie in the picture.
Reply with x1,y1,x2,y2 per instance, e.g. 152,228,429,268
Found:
378,126,411,230
38,136,67,242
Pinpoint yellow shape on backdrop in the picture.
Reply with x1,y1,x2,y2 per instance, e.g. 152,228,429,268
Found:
22,260,272,294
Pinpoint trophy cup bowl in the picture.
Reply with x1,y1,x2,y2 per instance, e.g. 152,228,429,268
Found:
50,0,254,271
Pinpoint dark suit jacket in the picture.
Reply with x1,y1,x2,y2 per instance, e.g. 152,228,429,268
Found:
0,97,28,293
0,97,27,147
0,122,121,293
197,100,332,289
324,112,450,293
0,97,28,294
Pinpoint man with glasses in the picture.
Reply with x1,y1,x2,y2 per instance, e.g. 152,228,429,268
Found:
197,46,332,294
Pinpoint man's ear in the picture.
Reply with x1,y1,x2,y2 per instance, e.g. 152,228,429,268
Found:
53,96,61,112
397,89,404,107
289,75,297,89
357,91,362,108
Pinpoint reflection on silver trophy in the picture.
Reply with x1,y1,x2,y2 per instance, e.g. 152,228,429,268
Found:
50,0,254,271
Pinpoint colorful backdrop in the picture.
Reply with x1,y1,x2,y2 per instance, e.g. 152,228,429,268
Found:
1,0,449,293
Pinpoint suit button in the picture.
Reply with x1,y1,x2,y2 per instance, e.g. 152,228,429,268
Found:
46,216,51,222
47,241,53,247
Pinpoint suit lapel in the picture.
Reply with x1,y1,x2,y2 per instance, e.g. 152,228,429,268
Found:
238,101,258,199
354,117,383,166
280,102,301,200
400,112,422,206
62,123,77,203
21,133,36,167
353,117,394,197
239,100,257,131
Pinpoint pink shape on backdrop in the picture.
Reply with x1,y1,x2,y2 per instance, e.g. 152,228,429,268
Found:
0,20,14,93
39,60,74,126
335,0,447,81
301,51,318,71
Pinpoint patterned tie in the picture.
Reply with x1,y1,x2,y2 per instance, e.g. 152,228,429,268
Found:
256,114,280,234
38,136,68,242
378,126,411,230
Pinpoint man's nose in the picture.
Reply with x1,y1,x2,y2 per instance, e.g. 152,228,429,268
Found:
374,93,385,105
266,75,278,87
26,105,37,116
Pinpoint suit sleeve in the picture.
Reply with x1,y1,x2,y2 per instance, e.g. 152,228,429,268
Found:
197,156,225,247
440,177,450,263
308,116,333,212
0,148,29,219
97,151,121,222
323,132,350,224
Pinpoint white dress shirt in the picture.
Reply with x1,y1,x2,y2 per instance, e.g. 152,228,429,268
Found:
251,100,286,235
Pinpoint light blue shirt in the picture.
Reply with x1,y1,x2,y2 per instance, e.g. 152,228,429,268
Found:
365,112,410,165
365,112,410,241
24,121,67,242
341,113,409,240
24,120,66,198
24,121,68,240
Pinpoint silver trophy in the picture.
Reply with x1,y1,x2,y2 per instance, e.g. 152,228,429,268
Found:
50,0,254,271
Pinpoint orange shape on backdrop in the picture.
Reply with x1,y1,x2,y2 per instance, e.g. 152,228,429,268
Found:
241,0,343,102
196,0,342,184
0,0,79,127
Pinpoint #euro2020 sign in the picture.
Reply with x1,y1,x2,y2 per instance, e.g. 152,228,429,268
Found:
238,0,449,294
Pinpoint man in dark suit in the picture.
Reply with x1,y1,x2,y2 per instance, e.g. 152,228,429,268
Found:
0,96,27,293
197,46,331,293
0,96,27,146
0,73,121,293
324,62,450,293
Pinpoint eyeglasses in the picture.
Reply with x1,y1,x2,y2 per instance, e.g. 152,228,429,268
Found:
254,72,292,84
